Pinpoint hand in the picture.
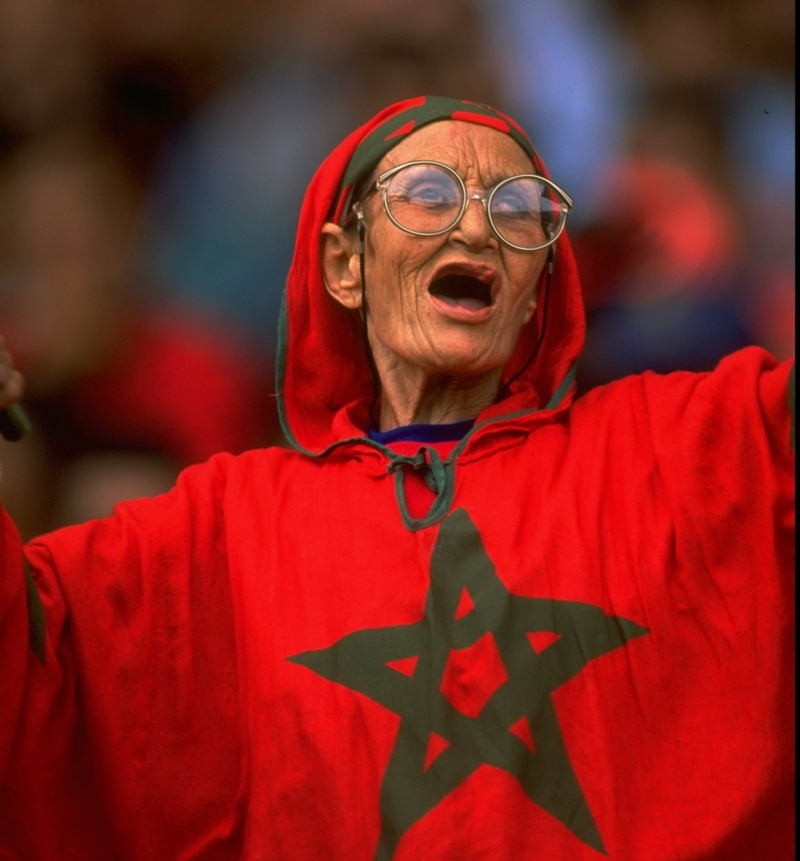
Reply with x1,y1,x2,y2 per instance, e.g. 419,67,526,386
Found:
0,336,25,411
0,337,28,448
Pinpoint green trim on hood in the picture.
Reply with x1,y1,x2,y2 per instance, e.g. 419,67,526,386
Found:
446,363,577,462
276,290,293,449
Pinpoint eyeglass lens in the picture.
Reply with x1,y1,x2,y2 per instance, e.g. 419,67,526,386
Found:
383,163,568,249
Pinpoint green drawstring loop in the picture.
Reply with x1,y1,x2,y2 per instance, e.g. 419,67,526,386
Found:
386,447,446,492
387,447,455,531
422,447,447,494
386,450,428,474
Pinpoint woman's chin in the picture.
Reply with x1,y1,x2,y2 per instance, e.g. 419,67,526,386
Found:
373,328,510,380
422,343,507,378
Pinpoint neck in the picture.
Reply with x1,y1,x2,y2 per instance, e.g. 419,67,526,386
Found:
374,354,502,431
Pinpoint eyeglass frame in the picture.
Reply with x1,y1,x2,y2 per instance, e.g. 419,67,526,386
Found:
350,159,574,252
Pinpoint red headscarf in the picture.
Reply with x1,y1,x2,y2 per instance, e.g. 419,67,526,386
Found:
277,96,586,454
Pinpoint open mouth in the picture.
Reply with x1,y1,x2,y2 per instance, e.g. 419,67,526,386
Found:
428,273,494,311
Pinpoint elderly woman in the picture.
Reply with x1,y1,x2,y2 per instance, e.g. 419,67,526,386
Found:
0,97,795,860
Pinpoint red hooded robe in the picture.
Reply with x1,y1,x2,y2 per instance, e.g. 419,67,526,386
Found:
0,97,795,860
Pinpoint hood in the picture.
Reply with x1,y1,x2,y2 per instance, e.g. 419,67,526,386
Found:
277,96,586,455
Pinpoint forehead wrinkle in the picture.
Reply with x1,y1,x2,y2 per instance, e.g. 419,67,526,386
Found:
375,122,533,191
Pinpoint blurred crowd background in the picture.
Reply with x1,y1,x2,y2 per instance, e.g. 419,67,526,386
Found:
0,0,794,540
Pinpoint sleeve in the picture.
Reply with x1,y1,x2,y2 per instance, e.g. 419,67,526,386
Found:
638,346,795,574
0,508,31,777
0,454,242,859
641,345,794,471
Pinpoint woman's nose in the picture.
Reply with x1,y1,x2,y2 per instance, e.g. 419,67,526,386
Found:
450,195,497,250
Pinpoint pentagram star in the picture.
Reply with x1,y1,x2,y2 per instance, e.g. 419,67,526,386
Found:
288,508,648,860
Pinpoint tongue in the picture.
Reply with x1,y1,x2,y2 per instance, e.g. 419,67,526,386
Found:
436,295,489,311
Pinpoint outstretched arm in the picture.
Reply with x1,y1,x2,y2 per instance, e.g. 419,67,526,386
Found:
1,441,241,858
3,332,241,855
0,336,28,446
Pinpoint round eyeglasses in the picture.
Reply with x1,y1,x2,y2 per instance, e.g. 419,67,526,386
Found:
352,160,573,252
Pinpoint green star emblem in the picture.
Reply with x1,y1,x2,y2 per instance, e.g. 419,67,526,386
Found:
288,508,648,859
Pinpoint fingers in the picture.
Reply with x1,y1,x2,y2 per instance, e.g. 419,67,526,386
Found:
0,336,26,410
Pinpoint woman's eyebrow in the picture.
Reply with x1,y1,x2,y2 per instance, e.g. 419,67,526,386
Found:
469,166,530,189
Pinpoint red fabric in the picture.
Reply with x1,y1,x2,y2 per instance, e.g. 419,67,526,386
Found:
0,96,794,860
0,514,27,780
0,350,793,860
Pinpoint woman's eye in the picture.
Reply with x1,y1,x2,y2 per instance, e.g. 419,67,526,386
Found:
494,191,533,214
409,183,450,204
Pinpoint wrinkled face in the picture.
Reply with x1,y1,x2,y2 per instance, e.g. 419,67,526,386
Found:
352,122,548,377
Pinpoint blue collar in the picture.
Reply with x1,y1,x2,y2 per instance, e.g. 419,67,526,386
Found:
367,419,475,445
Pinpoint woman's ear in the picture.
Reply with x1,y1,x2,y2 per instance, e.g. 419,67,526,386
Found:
320,222,362,309
522,291,538,325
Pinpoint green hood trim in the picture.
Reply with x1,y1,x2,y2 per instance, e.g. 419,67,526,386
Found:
275,290,293,448
446,362,577,462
